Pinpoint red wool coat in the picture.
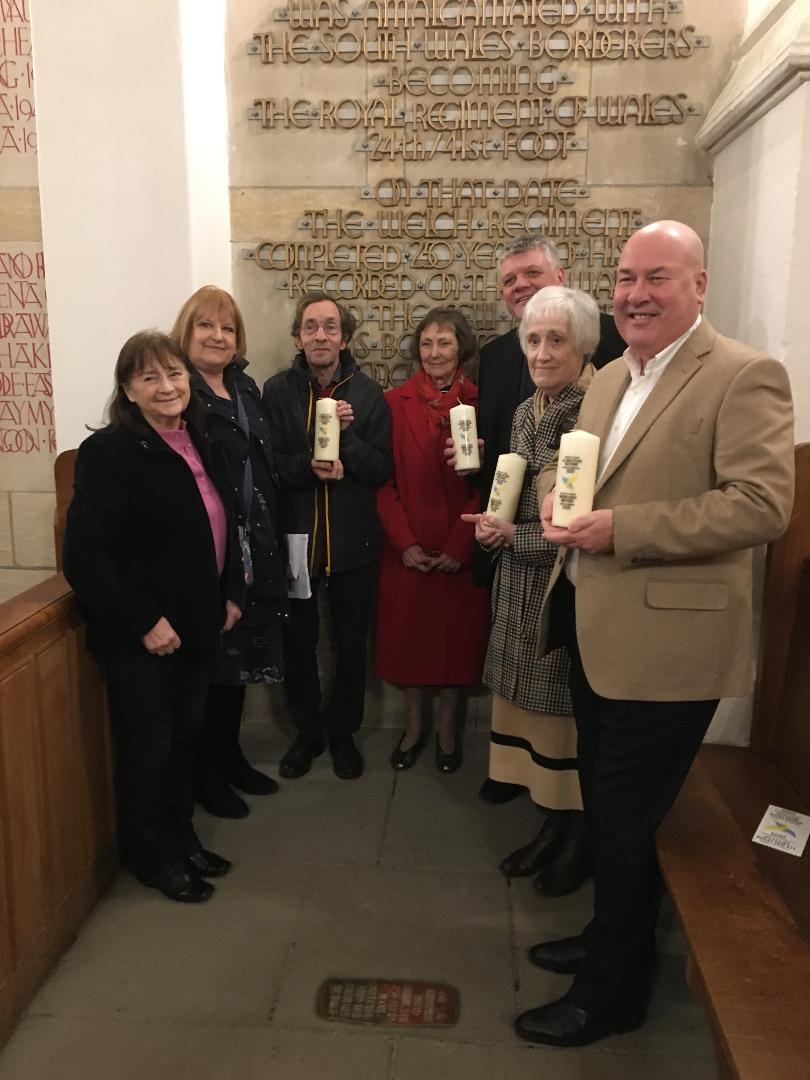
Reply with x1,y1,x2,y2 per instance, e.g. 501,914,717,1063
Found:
374,374,490,686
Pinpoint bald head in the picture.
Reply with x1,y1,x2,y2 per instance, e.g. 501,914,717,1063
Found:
614,220,708,363
625,220,705,270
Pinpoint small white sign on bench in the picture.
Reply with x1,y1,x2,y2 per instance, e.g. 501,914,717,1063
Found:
752,805,809,857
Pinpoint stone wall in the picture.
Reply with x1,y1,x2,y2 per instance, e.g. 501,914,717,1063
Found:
228,0,745,387
0,1,55,602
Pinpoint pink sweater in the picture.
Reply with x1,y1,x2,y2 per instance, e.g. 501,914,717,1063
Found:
160,426,226,575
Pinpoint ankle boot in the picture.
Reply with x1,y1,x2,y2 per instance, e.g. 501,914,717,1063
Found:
532,811,593,897
499,810,566,878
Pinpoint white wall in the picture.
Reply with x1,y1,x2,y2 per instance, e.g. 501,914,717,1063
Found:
31,0,231,450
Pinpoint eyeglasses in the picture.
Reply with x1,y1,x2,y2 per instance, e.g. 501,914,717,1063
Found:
300,319,342,337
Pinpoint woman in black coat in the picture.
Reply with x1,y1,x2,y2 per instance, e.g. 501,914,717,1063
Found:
63,331,244,903
172,286,288,818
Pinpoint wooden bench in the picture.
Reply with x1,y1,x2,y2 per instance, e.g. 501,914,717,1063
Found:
657,443,810,1080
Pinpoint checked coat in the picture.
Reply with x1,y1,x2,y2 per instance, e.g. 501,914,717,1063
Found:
483,374,591,712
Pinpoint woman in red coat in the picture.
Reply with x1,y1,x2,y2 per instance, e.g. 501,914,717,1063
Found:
375,308,490,773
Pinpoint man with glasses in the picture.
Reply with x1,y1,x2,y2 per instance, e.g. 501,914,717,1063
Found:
262,293,392,780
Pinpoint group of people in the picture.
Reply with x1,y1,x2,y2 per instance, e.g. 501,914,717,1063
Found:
62,219,795,1048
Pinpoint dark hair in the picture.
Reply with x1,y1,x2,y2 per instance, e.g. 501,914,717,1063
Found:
291,291,356,344
106,330,199,431
409,307,478,368
171,285,247,360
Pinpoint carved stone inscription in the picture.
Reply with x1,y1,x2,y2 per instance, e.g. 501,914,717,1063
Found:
0,244,54,456
0,0,36,160
244,1,708,384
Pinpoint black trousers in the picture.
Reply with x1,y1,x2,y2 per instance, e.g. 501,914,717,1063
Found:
198,683,246,779
554,575,717,1022
104,649,212,883
282,564,375,741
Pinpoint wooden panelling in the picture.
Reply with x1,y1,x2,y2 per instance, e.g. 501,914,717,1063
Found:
0,575,116,1047
0,665,49,962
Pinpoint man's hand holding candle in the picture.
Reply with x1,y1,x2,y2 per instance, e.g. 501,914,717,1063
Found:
540,492,614,553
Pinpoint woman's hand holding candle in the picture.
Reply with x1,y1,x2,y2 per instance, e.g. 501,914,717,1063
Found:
443,434,484,473
461,512,515,548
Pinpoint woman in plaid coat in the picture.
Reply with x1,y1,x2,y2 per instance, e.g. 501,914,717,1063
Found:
465,286,602,897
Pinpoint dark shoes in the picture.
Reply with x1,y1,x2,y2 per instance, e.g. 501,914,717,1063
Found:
227,754,279,796
479,778,524,804
331,735,364,779
514,996,643,1047
532,812,593,897
279,736,325,779
186,848,232,879
436,734,463,774
195,772,249,819
148,865,214,904
391,735,423,771
500,815,563,878
528,935,587,974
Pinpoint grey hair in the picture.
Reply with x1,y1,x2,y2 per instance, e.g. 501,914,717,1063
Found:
519,286,601,358
497,234,562,271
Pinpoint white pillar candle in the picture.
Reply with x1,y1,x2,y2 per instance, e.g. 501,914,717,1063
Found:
314,397,340,461
486,453,527,523
449,403,480,471
552,430,600,526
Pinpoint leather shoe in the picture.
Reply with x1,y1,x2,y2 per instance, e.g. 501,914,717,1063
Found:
186,848,232,878
479,778,524,803
148,865,214,904
532,812,593,897
391,734,423,771
227,756,279,796
279,735,325,779
195,773,249,819
436,734,462,774
514,996,643,1047
331,735,364,779
528,935,587,974
499,815,564,878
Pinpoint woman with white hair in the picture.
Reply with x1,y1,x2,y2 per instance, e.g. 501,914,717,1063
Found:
465,286,601,897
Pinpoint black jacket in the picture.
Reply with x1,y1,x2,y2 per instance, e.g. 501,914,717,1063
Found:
261,351,392,575
193,363,288,625
63,419,244,656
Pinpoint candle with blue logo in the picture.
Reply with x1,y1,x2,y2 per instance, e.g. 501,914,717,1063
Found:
552,430,600,526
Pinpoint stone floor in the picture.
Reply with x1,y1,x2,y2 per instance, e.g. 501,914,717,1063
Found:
0,699,716,1080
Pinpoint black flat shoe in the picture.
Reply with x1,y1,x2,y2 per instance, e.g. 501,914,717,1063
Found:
331,735,364,779
186,848,232,878
148,866,214,904
279,736,325,779
227,756,279,796
528,935,587,974
479,778,524,803
514,997,643,1047
195,774,249,819
436,734,462,774
499,814,565,878
391,735,423,771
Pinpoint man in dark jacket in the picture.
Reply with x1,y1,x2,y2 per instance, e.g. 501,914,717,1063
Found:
476,235,626,803
262,292,392,780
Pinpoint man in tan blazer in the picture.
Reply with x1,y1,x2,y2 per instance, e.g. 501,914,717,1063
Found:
514,221,795,1047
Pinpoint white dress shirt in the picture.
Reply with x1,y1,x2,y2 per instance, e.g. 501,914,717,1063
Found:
565,315,702,585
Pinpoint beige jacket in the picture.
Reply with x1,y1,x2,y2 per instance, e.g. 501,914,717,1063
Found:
537,319,795,701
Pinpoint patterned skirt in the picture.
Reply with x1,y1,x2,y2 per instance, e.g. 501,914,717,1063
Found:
213,621,284,687
488,693,581,810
